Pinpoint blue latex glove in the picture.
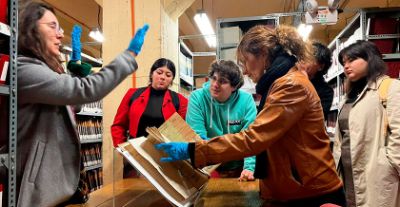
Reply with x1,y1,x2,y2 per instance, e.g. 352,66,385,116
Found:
70,25,82,61
199,134,209,140
155,142,189,162
127,24,149,55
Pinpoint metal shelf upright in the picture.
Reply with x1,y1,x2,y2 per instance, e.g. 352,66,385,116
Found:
3,0,18,206
8,0,18,207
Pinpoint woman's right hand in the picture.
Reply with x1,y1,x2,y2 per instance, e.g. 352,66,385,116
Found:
127,24,150,56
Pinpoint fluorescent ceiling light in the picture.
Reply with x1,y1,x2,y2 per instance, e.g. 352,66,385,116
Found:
297,23,313,40
194,11,216,48
89,28,104,42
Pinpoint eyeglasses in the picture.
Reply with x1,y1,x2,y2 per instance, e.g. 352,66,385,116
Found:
209,75,230,85
39,22,64,35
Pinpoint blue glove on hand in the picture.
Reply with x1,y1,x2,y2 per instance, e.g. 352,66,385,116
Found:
199,134,208,140
155,142,189,162
127,24,149,55
70,25,82,61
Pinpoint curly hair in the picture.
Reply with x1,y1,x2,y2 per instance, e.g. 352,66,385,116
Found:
208,60,244,90
237,25,312,68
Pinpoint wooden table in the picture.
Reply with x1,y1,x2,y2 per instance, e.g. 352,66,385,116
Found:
68,178,263,207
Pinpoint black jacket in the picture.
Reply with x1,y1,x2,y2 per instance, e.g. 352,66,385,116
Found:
311,75,334,119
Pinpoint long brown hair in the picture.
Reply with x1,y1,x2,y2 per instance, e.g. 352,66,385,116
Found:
339,40,387,92
18,1,64,73
237,25,312,68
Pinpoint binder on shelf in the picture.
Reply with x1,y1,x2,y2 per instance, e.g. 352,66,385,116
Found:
116,113,217,207
369,17,398,54
75,100,104,193
0,54,9,84
0,0,7,24
385,61,400,79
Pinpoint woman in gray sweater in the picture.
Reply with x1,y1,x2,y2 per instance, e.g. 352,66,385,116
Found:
13,2,148,206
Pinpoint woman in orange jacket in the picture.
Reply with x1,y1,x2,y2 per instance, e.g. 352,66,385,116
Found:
156,25,345,207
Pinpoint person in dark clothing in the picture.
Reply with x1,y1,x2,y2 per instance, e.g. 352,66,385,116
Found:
299,42,334,119
311,42,334,118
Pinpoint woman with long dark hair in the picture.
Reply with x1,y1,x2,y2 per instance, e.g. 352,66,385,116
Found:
333,40,400,207
13,2,148,206
111,58,188,177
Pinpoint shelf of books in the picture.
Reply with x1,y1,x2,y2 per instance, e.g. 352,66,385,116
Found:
76,100,103,192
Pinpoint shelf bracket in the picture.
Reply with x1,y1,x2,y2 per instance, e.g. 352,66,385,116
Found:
0,153,9,168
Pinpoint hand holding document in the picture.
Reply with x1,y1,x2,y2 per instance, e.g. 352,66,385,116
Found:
155,142,190,162
117,113,217,207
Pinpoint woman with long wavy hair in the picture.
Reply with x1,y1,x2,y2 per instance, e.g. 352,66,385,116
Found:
156,25,346,207
12,2,148,206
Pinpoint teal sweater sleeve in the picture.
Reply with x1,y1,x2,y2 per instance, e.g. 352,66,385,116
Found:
242,94,257,172
186,91,209,139
244,156,256,172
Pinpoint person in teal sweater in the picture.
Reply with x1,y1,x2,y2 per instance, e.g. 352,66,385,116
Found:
186,60,257,181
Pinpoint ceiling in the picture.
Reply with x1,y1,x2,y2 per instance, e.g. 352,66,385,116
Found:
36,0,400,60
38,0,103,59
179,0,400,52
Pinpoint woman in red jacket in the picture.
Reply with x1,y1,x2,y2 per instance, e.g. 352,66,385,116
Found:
111,58,188,177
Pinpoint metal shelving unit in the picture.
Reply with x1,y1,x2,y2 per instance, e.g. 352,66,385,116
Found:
0,0,18,206
62,44,104,192
62,46,103,67
75,101,103,192
216,15,279,61
325,8,400,139
178,35,216,94
326,8,400,110
0,85,9,95
216,14,280,95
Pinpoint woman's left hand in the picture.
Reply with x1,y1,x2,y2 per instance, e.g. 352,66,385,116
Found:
155,142,189,162
238,169,255,182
